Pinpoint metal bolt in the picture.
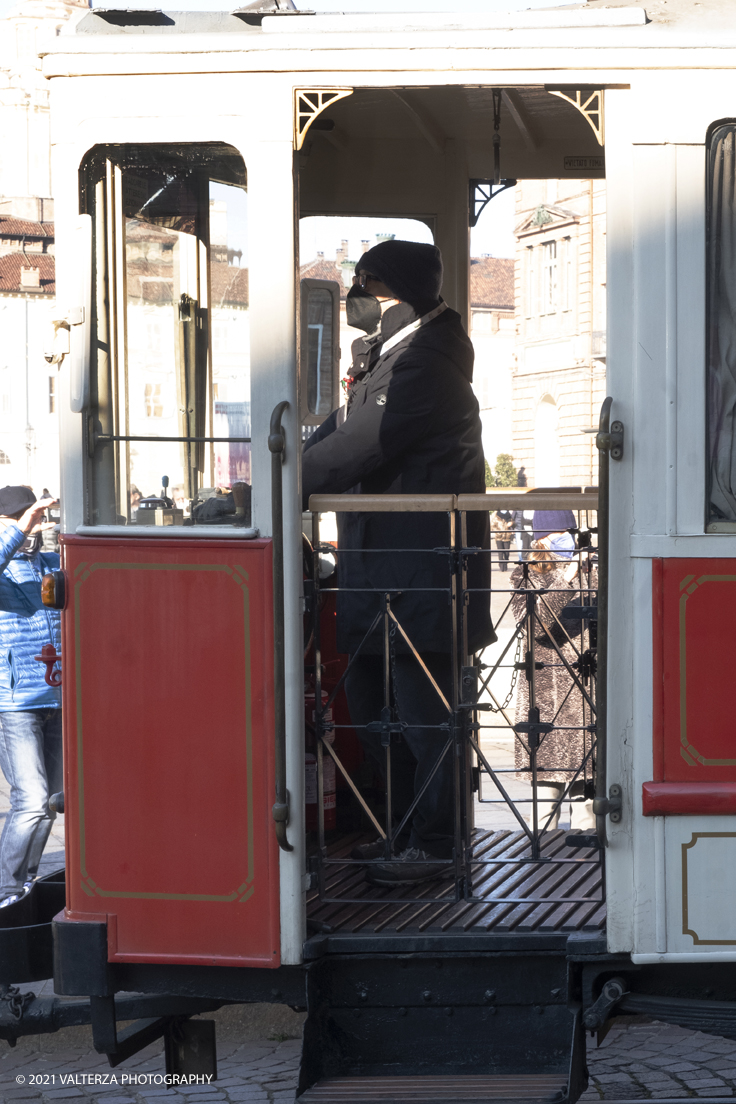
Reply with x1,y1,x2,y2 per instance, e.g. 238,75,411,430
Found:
359,989,368,1002
484,989,496,1002
422,990,432,1002
534,1005,544,1015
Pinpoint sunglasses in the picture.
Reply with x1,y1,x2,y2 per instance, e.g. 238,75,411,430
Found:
353,272,377,289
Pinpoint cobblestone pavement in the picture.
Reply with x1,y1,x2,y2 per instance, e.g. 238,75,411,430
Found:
0,1006,304,1104
3,1012,736,1102
582,1018,736,1100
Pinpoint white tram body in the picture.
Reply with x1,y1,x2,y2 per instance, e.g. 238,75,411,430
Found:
10,0,736,1091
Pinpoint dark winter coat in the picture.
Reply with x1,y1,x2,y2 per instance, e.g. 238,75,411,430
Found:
303,302,495,656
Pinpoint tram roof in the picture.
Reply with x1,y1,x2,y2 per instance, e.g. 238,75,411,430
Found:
41,0,736,51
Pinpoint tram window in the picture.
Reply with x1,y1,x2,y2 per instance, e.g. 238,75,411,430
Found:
79,144,250,528
300,279,340,425
708,124,736,529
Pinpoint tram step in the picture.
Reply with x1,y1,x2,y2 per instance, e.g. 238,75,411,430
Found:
299,1074,568,1102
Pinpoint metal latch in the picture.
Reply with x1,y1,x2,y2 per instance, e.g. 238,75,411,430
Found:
596,419,624,460
593,783,622,824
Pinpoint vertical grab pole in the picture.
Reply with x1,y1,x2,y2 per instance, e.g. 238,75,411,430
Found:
450,508,464,899
382,592,393,860
313,511,326,876
270,400,293,852
526,584,541,862
594,395,624,846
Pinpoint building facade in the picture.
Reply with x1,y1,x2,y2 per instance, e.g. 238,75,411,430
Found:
511,179,606,489
0,0,87,495
469,256,515,467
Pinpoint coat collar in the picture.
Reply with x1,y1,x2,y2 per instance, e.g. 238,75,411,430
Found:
378,301,448,357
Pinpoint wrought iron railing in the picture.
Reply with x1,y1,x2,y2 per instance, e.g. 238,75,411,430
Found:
305,489,602,920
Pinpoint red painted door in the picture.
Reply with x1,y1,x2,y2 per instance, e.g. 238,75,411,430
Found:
647,558,736,816
60,536,279,967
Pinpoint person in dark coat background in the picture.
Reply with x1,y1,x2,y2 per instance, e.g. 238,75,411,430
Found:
303,239,495,885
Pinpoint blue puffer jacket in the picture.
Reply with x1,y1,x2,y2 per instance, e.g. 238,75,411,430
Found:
0,523,61,711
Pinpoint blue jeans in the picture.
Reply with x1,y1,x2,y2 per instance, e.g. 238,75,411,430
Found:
0,709,63,898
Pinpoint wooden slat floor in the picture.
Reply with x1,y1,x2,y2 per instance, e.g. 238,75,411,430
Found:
299,1074,568,1102
307,828,604,936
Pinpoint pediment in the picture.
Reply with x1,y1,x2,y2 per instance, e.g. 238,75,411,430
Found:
516,204,580,237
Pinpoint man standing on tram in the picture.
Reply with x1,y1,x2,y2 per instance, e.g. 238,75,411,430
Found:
302,239,495,886
0,487,62,908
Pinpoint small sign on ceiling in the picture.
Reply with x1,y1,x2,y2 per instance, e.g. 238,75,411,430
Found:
564,156,605,171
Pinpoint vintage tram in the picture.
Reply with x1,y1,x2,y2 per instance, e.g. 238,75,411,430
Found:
2,0,736,1099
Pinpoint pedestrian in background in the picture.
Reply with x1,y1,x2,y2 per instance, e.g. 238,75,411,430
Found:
491,510,514,572
511,538,596,831
0,486,62,907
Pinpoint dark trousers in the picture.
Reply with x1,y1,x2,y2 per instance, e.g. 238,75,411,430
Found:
344,653,454,859
495,539,511,571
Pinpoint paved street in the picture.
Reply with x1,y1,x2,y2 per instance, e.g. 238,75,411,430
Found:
2,1011,736,1102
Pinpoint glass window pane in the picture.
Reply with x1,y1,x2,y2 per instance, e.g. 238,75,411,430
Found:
306,287,334,417
82,144,250,529
708,124,736,527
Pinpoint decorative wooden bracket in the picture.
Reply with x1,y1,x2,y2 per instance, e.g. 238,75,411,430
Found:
295,88,353,150
548,88,604,146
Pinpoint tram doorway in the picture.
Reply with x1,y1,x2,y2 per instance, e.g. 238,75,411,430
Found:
297,79,608,933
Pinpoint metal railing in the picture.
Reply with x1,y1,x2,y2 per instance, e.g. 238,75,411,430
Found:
305,489,603,917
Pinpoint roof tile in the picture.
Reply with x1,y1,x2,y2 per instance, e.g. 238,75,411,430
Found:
0,253,55,296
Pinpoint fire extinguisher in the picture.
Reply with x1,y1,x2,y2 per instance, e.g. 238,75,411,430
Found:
305,688,336,832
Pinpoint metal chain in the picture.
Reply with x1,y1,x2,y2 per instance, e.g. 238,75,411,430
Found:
487,619,524,714
0,984,33,1021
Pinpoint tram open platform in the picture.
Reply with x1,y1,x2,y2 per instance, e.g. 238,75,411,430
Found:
305,827,604,956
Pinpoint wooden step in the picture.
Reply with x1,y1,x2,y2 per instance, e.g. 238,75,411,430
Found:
299,1073,568,1102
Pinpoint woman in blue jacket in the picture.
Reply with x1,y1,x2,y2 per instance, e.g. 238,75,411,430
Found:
0,486,61,907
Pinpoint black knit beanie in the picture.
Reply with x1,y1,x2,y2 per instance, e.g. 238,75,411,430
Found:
355,240,443,302
0,485,36,518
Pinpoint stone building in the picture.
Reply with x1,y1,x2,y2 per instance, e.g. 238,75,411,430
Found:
469,256,515,465
511,179,606,488
0,0,87,494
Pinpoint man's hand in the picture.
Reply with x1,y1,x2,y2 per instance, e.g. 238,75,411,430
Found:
16,500,58,536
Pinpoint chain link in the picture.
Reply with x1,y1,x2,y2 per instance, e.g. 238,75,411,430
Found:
0,984,33,1021
486,619,525,714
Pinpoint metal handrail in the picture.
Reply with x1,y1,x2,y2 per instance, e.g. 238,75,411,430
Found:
459,491,598,511
308,493,456,513
593,396,612,847
308,491,598,513
269,400,293,853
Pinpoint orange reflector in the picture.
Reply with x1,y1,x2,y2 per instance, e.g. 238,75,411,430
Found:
41,574,56,608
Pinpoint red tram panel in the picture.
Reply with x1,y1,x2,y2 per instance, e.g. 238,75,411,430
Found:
646,558,736,815
60,536,280,967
